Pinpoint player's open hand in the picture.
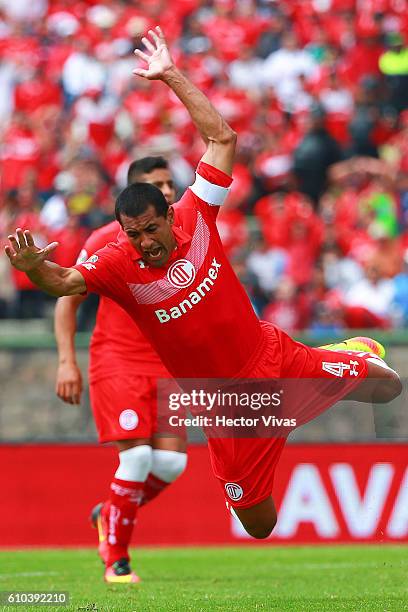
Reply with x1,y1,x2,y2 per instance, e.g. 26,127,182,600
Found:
4,228,58,272
133,26,173,80
56,362,83,405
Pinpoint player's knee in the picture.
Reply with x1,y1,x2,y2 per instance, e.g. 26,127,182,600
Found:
151,449,188,483
375,369,402,403
115,444,153,481
244,515,277,540
240,510,277,539
234,497,277,539
367,357,402,403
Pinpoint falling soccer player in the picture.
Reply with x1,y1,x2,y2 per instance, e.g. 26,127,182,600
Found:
5,27,401,548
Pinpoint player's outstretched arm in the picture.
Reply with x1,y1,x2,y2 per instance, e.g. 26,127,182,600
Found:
54,295,86,405
5,228,86,297
133,26,237,175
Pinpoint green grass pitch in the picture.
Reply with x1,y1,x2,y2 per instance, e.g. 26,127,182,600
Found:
0,546,407,612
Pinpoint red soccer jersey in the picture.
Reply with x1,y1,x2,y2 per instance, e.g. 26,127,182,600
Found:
75,163,262,379
78,221,168,383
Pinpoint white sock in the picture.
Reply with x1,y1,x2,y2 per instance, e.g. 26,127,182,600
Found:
115,445,152,482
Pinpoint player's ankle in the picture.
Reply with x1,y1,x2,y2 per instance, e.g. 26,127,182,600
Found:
107,549,129,567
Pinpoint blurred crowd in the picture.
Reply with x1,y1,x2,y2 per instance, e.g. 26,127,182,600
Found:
0,0,408,334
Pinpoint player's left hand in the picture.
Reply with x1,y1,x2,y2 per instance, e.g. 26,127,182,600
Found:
56,362,83,405
133,26,174,80
5,228,58,272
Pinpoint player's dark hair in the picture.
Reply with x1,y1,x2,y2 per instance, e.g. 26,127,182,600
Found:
115,183,169,223
127,156,169,185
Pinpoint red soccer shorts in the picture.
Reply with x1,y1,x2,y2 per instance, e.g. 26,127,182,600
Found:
90,374,159,443
208,322,369,509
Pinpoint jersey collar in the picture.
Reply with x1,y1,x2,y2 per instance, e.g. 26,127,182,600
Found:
117,225,192,264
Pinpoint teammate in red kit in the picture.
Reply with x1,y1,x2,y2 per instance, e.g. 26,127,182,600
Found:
54,156,185,583
5,28,402,543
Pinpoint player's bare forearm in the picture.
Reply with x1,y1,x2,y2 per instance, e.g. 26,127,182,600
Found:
27,262,85,297
133,27,236,175
54,295,84,404
55,295,85,364
162,66,236,173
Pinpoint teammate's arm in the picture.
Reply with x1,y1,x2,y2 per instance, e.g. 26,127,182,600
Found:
4,228,86,297
55,295,86,405
134,27,237,175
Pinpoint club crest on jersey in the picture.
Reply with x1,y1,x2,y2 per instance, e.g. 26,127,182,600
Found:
322,360,359,377
225,483,243,501
167,259,196,289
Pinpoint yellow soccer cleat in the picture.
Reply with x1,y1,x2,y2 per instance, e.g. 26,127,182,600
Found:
104,558,140,584
319,336,385,359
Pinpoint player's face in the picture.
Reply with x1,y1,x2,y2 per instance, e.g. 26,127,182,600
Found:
138,168,176,205
121,205,176,267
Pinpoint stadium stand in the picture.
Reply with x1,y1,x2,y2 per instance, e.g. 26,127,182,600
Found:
0,0,407,334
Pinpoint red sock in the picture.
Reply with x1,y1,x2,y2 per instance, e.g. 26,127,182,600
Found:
102,478,144,566
140,473,169,506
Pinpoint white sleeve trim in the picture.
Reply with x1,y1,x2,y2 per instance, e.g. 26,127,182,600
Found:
190,172,230,206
